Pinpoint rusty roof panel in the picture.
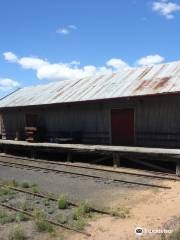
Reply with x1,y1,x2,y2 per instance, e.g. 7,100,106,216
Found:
1,61,180,108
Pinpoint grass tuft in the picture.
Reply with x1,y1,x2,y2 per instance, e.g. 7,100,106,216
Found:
57,195,68,209
9,225,27,240
11,179,19,187
72,202,91,220
21,181,30,188
168,227,180,240
0,210,16,224
0,187,16,201
34,218,54,233
19,201,32,211
15,212,29,222
71,202,91,230
31,186,39,193
110,207,130,218
72,218,87,230
33,209,54,233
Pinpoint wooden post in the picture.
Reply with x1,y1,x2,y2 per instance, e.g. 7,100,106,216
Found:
15,131,20,141
67,152,73,162
113,153,120,168
31,149,37,159
176,159,180,177
2,145,8,155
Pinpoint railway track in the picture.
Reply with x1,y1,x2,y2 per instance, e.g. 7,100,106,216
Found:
0,155,172,189
0,153,178,181
0,182,92,236
0,154,177,181
0,203,91,236
0,183,110,215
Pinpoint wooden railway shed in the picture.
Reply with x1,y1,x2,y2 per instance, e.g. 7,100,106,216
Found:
0,61,180,149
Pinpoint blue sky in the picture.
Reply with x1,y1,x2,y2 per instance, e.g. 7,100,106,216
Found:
0,0,180,96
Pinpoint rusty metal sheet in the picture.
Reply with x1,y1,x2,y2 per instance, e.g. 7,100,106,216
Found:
1,61,180,108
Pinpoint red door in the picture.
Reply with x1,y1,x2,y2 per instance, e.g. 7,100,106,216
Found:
111,109,134,146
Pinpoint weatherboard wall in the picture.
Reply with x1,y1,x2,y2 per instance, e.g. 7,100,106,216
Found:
1,94,180,148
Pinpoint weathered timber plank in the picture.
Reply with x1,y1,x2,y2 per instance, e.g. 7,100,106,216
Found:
176,160,180,176
0,140,180,160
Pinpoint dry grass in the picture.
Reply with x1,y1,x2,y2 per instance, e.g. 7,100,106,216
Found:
9,225,27,240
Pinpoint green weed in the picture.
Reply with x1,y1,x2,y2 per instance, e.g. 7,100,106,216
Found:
0,187,16,201
72,203,91,220
72,218,87,230
31,186,39,193
21,181,30,188
57,195,68,209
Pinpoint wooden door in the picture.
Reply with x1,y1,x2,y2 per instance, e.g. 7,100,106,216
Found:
111,109,134,146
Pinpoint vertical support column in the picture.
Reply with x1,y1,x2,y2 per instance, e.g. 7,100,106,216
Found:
67,152,73,162
176,159,180,177
2,145,8,155
31,149,37,159
113,152,120,168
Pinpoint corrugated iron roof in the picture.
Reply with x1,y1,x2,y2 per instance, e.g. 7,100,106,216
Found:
1,61,180,108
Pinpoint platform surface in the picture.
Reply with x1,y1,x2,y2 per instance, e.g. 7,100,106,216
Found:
0,139,180,158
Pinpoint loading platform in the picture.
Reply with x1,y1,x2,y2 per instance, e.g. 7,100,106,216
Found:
0,139,180,176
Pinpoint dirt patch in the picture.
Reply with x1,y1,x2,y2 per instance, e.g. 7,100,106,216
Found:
69,180,180,240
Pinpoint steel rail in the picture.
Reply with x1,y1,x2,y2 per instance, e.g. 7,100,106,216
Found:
0,183,110,215
0,153,178,181
0,203,91,236
0,159,171,189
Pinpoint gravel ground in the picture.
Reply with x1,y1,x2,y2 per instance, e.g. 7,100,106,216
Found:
0,163,153,209
0,154,169,209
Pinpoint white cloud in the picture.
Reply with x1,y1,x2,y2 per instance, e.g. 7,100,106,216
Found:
37,64,112,81
0,78,20,91
56,25,77,35
70,60,80,66
18,57,48,70
56,28,70,35
3,52,167,82
106,58,129,70
137,55,165,66
37,64,89,81
3,52,18,62
152,0,180,19
3,51,115,81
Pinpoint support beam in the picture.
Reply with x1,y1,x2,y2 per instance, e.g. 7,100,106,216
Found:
2,145,8,155
113,153,120,168
31,150,37,159
128,157,174,173
90,156,111,164
176,160,180,176
67,152,73,162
